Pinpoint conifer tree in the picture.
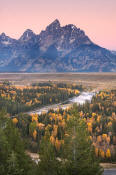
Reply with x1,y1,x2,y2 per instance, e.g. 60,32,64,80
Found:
62,105,103,175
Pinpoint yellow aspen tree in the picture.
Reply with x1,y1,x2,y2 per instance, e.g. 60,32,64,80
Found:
55,138,61,151
37,123,45,130
67,114,70,121
97,115,101,123
50,136,55,145
106,149,111,158
57,114,62,121
80,111,83,117
7,94,10,100
89,136,92,141
112,112,115,117
106,136,110,144
33,113,38,122
100,149,105,159
92,113,96,117
33,130,37,140
12,118,18,125
95,147,99,157
107,122,112,127
87,122,92,133
102,134,107,141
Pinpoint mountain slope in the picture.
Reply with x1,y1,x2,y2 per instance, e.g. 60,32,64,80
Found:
0,19,116,72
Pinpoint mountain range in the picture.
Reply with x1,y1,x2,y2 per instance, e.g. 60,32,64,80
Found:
0,19,116,72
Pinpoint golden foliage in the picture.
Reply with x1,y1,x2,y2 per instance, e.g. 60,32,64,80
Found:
50,136,55,145
107,122,112,127
97,115,101,122
100,149,105,158
95,148,99,157
33,130,37,140
31,113,38,122
106,149,111,158
55,138,61,151
37,123,45,130
92,113,96,117
12,118,18,125
102,134,107,140
97,135,102,143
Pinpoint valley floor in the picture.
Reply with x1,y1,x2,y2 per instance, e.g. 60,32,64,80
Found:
0,72,116,90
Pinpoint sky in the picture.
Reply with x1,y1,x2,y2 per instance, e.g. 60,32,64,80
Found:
0,0,116,50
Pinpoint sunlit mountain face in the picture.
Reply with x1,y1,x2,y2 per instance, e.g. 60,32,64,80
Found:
0,19,116,72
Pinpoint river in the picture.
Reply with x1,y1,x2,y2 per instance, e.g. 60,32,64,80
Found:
27,91,116,174
103,169,116,175
69,92,95,104
28,91,95,115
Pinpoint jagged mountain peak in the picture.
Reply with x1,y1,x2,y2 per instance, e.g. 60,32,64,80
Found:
46,19,60,31
19,29,36,42
52,19,60,25
38,19,92,52
50,19,60,26
63,24,78,30
0,33,9,40
1,32,6,37
0,32,16,46
62,24,85,36
0,19,115,72
24,29,34,34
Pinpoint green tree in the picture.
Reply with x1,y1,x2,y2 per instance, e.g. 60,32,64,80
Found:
7,151,24,175
62,105,103,175
38,130,64,175
0,109,37,175
112,120,116,135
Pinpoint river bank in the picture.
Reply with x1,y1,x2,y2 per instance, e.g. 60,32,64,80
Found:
101,163,116,175
27,91,95,115
101,163,116,169
103,169,116,175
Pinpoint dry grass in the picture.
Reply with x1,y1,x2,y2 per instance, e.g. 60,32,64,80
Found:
0,73,116,90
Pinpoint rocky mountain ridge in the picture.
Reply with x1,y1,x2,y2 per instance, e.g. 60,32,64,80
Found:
0,19,116,72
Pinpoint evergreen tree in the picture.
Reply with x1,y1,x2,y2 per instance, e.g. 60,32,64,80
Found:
38,130,64,175
7,151,24,175
62,105,103,175
0,110,37,175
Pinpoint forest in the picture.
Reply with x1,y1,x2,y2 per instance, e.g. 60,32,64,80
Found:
0,107,103,175
12,89,116,162
0,82,82,115
0,81,116,174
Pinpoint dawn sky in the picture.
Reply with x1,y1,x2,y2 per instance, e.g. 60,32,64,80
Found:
0,0,116,50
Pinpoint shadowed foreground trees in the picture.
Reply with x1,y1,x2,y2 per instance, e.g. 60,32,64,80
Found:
38,106,103,175
0,107,103,175
0,110,37,175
